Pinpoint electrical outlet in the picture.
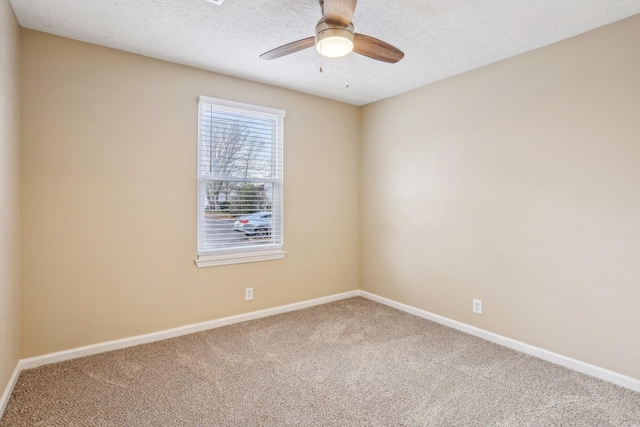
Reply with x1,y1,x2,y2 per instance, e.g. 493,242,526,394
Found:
473,299,482,315
245,287,253,301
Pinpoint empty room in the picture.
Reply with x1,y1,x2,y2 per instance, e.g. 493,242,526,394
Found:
1,0,640,425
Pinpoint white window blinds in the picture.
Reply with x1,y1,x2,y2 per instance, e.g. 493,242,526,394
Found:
197,96,285,265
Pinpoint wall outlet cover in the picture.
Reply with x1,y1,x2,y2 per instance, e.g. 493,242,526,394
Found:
473,299,482,315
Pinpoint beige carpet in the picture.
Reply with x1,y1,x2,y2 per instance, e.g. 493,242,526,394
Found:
2,297,639,426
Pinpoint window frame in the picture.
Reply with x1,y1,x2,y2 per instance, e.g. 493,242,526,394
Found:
195,96,286,268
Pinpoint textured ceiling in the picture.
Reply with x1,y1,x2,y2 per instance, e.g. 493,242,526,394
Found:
9,0,640,106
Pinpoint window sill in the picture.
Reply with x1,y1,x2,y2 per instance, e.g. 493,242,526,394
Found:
195,249,286,268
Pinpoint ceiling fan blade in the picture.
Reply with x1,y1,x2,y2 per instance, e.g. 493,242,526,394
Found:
322,0,357,27
353,33,404,63
260,37,316,60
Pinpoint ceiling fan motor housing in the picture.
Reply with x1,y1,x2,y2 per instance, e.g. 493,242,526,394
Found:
315,19,355,58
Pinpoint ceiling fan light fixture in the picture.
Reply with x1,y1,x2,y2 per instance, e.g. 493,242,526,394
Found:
317,36,353,57
315,21,354,58
259,1,404,64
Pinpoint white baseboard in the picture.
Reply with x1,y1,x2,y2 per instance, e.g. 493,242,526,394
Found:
19,290,359,370
359,290,640,393
5,287,638,418
0,362,21,419
2,289,356,418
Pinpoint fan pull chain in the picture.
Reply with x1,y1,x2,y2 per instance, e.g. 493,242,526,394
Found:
345,55,351,88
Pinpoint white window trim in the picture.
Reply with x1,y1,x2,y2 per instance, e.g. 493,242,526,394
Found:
198,96,286,118
195,248,286,268
195,96,286,268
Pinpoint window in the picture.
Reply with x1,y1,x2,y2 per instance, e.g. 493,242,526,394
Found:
195,96,285,267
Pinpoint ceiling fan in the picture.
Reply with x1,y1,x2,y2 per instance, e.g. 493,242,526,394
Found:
259,0,404,64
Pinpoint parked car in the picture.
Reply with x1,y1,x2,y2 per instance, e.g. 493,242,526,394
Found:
233,211,271,237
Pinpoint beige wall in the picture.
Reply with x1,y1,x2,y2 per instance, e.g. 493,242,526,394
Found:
20,31,360,357
361,15,640,379
0,0,21,396
16,13,640,382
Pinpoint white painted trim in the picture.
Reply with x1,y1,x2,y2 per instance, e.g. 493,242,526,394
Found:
0,362,21,419
19,290,359,370
359,290,640,393
195,249,286,268
10,288,638,409
198,96,285,118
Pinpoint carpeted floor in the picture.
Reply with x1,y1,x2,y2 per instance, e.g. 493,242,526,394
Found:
2,297,639,426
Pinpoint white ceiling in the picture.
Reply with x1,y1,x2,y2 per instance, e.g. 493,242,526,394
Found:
9,0,640,106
